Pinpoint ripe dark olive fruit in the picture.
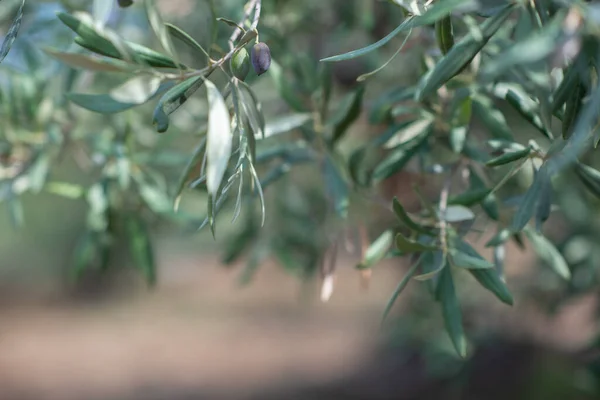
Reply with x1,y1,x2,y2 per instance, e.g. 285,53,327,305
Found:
251,42,271,76
230,48,250,81
118,0,134,8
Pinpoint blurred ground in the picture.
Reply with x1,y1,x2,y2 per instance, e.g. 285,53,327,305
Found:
0,233,597,400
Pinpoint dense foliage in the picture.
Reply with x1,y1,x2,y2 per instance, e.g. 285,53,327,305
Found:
3,0,600,360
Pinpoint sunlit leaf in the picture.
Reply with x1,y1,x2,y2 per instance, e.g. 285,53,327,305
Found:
205,80,233,197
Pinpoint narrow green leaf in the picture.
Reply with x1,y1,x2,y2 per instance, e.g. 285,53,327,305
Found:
472,95,513,140
468,268,514,305
575,163,600,199
534,176,552,232
330,85,365,144
165,22,209,58
395,233,438,253
392,197,433,234
416,5,514,100
264,113,312,138
486,147,531,167
504,90,553,139
321,0,474,62
372,123,432,181
450,240,494,269
435,15,455,55
0,0,25,64
480,13,563,80
524,227,570,280
485,228,511,247
324,153,350,218
511,167,546,232
269,59,305,111
449,95,472,153
381,257,421,324
237,80,266,139
356,29,413,82
144,0,178,62
562,80,586,140
437,266,467,358
59,12,183,69
448,188,491,207
152,75,205,132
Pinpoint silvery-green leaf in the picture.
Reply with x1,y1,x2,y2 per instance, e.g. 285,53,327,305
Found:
205,80,233,197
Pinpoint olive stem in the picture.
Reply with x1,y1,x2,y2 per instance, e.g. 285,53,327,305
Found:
165,0,261,81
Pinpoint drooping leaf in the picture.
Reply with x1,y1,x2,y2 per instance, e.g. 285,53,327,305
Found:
381,257,422,324
450,240,494,269
165,22,209,58
511,166,547,232
205,80,233,198
472,95,513,140
392,197,433,234
468,267,514,305
0,0,25,64
449,95,472,153
330,85,365,144
504,90,553,139
534,175,552,232
437,266,467,358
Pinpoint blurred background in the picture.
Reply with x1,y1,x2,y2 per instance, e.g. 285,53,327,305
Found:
0,0,599,399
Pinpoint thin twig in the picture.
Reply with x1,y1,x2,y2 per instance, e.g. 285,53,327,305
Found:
229,0,260,46
166,0,261,80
